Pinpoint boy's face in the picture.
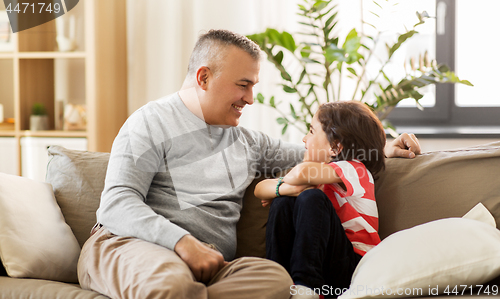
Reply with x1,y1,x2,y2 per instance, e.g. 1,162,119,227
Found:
201,46,260,127
302,113,334,163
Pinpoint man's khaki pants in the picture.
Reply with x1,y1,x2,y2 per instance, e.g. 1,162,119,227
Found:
78,227,293,299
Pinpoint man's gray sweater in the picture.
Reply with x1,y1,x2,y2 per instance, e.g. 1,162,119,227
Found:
97,93,304,260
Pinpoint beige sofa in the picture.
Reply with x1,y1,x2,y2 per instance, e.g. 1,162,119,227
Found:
0,142,499,298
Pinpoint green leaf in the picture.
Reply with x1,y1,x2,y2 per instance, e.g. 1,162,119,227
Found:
324,13,337,31
325,44,346,63
283,85,297,93
282,123,289,135
300,57,322,64
459,79,473,86
343,29,362,63
317,4,337,20
274,50,284,65
388,30,417,58
290,104,298,119
347,67,357,77
281,31,297,53
312,0,328,11
300,45,312,58
270,96,276,108
276,117,287,124
381,70,392,84
297,69,307,85
298,22,320,29
266,28,282,45
256,93,264,104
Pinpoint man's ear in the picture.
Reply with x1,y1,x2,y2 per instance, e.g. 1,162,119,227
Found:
196,66,211,90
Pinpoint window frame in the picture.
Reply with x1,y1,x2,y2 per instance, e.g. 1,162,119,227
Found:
387,0,500,128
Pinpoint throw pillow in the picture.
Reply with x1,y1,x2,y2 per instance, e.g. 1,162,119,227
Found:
46,145,110,248
0,172,80,283
339,218,500,299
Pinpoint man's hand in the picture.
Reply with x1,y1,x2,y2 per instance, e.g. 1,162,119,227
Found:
174,234,227,283
385,133,422,158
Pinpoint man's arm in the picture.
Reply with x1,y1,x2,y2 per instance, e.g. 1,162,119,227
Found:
98,105,228,283
385,133,422,158
97,109,190,250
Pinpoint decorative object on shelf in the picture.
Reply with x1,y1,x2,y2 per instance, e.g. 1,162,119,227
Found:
55,99,65,130
63,103,86,131
30,103,49,131
55,15,76,52
247,0,472,137
0,11,14,52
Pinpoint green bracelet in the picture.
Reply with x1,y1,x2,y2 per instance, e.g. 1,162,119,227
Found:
275,177,285,197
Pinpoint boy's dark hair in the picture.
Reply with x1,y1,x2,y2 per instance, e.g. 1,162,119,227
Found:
317,101,386,176
187,29,261,78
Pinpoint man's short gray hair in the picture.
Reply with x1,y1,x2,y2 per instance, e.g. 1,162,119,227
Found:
187,29,261,78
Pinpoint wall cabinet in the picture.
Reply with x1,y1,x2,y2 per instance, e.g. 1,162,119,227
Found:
0,0,127,177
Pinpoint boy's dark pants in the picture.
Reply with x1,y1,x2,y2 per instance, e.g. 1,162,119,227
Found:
266,189,362,298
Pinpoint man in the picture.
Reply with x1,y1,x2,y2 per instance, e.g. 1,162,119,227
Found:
78,29,420,299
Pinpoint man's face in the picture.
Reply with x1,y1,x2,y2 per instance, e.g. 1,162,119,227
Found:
201,46,260,127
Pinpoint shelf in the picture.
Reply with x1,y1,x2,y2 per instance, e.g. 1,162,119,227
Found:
0,52,86,59
18,52,87,59
0,131,16,137
0,53,15,59
0,0,128,177
21,130,87,138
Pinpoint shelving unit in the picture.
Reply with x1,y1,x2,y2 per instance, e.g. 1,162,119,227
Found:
0,0,127,177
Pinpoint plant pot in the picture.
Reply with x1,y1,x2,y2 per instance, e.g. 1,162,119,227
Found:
30,115,49,131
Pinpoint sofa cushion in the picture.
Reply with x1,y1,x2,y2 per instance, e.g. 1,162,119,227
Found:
0,172,80,283
375,141,500,239
235,176,270,258
0,276,109,299
46,145,110,248
340,217,500,299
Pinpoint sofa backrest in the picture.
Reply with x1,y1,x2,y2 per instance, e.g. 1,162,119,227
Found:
45,142,500,259
375,141,500,239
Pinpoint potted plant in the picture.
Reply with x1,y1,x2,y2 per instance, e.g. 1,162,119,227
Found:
247,0,472,137
30,102,49,131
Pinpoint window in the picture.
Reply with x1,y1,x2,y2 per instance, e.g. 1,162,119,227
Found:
386,0,500,129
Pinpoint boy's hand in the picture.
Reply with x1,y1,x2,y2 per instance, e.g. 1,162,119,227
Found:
261,198,273,208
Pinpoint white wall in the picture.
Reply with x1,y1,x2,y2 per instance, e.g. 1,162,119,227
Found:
125,0,302,141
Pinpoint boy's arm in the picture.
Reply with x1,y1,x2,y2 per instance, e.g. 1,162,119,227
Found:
254,178,313,207
284,162,343,185
254,178,280,201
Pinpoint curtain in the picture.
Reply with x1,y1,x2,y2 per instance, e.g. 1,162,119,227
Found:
126,0,302,141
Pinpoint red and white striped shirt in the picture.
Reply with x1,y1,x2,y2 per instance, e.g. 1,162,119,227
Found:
322,160,381,256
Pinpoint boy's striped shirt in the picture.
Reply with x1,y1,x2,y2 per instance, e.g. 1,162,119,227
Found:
322,160,381,256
